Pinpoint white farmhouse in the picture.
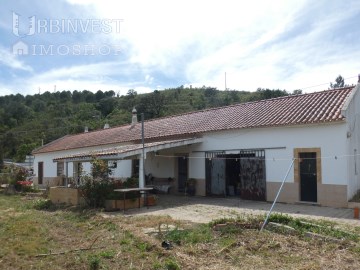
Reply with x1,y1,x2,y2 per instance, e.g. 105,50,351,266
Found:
32,81,360,207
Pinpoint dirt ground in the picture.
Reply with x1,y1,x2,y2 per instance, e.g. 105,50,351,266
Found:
109,194,359,226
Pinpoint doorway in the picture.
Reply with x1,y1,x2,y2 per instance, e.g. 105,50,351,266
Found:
299,152,317,202
177,157,188,192
38,162,43,185
205,151,226,195
205,150,266,199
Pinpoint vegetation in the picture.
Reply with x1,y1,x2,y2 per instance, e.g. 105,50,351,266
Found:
0,86,295,167
0,193,359,269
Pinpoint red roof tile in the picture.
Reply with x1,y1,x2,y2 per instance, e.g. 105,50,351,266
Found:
33,87,354,154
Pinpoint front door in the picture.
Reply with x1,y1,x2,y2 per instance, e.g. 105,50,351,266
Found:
177,157,188,192
38,162,43,185
299,152,317,202
211,157,226,195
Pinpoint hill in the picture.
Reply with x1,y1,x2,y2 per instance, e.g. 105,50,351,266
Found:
0,86,293,164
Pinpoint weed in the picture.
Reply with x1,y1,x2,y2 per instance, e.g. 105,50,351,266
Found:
99,249,116,259
105,221,117,231
165,224,213,245
164,257,180,270
88,254,101,270
268,213,293,224
137,242,152,252
32,198,53,210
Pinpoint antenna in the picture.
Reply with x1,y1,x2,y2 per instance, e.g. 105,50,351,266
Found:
225,72,227,91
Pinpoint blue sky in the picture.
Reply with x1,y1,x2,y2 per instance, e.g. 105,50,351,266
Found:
0,0,359,96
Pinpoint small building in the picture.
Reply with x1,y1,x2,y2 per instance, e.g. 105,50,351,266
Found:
32,82,360,207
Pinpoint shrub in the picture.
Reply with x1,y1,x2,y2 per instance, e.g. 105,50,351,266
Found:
122,177,139,188
90,157,111,180
80,175,113,208
16,180,33,192
32,199,53,210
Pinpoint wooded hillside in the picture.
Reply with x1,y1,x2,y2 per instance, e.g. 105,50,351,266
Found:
0,86,295,163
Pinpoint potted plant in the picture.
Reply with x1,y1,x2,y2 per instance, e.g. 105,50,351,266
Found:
186,178,196,196
146,194,158,206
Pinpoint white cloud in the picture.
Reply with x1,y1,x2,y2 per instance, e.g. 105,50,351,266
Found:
0,46,33,72
1,0,360,96
14,61,154,95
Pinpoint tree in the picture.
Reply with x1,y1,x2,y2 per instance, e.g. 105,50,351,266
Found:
292,89,302,95
14,142,38,162
330,75,345,89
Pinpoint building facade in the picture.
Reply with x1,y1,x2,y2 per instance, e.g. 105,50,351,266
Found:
32,84,360,207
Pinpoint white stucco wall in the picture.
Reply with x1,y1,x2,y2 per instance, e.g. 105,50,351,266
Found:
144,152,174,178
32,142,133,184
343,84,360,199
34,120,349,193
189,152,206,179
111,160,132,179
189,123,348,185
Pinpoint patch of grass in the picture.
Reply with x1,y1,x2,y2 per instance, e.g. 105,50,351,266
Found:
268,213,359,241
267,213,293,224
88,254,101,270
164,257,180,270
137,242,152,252
165,224,213,245
98,249,116,259
1,194,360,270
32,198,53,210
105,221,117,231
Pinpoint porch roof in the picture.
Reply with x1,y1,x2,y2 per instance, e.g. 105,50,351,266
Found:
53,137,203,163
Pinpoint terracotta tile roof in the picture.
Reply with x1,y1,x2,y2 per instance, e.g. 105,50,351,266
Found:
33,86,354,154
53,138,203,161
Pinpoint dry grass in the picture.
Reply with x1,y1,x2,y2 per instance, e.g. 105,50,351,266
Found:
0,193,359,269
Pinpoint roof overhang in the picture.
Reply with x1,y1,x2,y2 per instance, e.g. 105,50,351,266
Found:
53,137,203,163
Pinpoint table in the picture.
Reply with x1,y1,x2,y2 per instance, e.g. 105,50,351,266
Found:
114,187,153,213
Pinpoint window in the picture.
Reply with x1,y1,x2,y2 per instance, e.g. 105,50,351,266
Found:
57,162,64,176
132,159,139,177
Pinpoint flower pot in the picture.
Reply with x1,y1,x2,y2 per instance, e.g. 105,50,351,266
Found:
146,195,157,206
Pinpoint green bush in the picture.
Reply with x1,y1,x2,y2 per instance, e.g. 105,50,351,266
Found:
80,176,113,208
122,177,139,188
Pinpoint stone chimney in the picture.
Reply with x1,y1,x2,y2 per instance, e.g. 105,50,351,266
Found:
358,74,360,83
131,107,138,126
103,123,110,129
84,126,89,133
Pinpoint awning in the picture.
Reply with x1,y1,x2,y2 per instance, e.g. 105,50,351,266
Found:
53,137,203,162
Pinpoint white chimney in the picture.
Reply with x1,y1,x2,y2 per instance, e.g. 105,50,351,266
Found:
104,123,110,129
131,107,138,126
84,126,89,133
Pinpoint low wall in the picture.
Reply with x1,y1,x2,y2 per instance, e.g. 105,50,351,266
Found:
105,198,145,211
49,186,85,206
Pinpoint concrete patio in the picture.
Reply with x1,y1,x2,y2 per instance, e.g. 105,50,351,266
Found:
119,194,359,226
